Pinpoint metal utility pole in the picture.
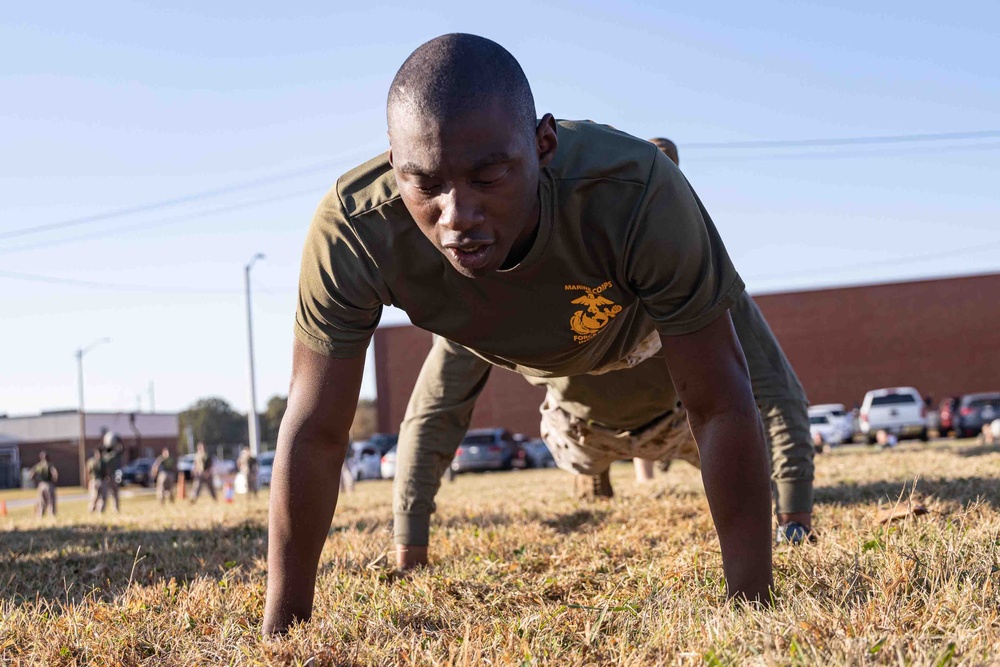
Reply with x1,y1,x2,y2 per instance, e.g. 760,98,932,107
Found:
148,381,155,412
76,337,110,486
245,253,265,456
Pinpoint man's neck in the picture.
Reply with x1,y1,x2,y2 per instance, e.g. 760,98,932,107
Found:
500,197,541,270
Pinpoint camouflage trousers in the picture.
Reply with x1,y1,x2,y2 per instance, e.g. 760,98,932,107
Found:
88,478,106,513
540,391,701,476
36,481,57,516
104,476,120,512
156,471,176,503
190,472,217,502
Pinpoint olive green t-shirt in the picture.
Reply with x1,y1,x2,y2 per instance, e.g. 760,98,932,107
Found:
87,456,103,478
32,462,54,483
154,454,176,474
194,451,212,474
295,120,744,376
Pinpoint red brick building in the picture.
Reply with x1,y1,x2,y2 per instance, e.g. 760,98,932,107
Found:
374,272,1000,437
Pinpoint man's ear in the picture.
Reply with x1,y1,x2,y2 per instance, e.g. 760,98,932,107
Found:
387,141,394,167
535,114,558,167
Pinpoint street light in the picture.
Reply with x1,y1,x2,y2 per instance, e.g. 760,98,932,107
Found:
245,253,265,456
76,337,110,487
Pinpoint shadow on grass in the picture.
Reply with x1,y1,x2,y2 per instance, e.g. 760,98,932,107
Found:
955,443,1000,458
0,520,266,604
540,508,611,534
815,475,1000,509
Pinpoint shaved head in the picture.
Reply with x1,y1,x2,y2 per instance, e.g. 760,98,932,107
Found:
649,137,679,166
387,33,536,139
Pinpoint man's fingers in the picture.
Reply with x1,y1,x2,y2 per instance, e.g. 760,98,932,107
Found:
395,545,429,570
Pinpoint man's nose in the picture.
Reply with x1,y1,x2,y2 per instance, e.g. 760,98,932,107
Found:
437,185,481,233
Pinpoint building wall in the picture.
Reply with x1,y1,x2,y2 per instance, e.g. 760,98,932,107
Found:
374,273,1000,435
374,328,545,437
753,273,1000,407
0,412,179,441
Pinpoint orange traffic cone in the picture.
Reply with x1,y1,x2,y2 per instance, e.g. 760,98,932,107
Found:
0,500,7,517
177,474,186,501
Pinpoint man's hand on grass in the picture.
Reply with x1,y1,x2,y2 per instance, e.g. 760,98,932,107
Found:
396,545,428,570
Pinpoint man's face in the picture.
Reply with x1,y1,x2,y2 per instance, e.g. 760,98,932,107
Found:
389,103,548,278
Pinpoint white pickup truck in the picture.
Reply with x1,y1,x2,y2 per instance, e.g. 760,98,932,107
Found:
859,387,929,444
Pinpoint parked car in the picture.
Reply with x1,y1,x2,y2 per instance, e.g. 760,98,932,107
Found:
214,459,237,476
953,392,1000,438
808,413,840,447
451,428,516,474
346,443,382,481
521,438,557,468
380,446,397,479
938,396,961,436
177,454,196,480
258,451,275,486
808,404,853,444
115,457,156,487
859,387,929,444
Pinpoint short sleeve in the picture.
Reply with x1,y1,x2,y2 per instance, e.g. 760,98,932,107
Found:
625,149,745,336
294,189,386,357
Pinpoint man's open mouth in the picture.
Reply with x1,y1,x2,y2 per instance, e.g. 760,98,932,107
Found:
445,242,495,271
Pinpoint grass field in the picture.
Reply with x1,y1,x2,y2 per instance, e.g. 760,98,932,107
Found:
1,439,998,665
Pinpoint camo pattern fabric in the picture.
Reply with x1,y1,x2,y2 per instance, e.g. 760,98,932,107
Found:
539,390,700,475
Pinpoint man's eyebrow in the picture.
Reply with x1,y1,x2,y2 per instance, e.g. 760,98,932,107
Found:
397,162,434,176
472,152,512,170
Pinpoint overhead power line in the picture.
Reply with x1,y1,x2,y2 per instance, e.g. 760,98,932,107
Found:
4,238,998,296
684,141,1000,163
0,269,248,294
684,129,1000,150
746,239,1000,283
0,140,386,241
3,130,996,244
0,188,319,256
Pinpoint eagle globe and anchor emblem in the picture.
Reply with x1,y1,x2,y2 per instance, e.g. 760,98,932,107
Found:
566,281,623,343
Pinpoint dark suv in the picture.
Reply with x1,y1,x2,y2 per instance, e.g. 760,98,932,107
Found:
115,457,156,487
954,392,1000,438
451,428,517,474
365,433,399,457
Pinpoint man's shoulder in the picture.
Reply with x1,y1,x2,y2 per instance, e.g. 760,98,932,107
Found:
549,120,659,186
333,151,404,220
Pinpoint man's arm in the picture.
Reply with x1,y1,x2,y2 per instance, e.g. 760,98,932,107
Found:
263,339,365,635
394,337,492,569
729,292,814,528
659,311,773,602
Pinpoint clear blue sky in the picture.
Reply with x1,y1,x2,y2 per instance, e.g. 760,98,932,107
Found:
1,1,997,417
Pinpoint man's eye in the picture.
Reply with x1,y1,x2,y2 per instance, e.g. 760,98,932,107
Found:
413,183,440,194
473,168,508,187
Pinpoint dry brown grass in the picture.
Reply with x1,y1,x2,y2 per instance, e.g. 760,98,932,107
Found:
2,439,999,665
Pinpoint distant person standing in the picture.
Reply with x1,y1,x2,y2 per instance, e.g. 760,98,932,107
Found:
237,446,259,499
30,451,58,517
86,449,106,513
101,431,125,512
151,447,177,504
190,442,217,503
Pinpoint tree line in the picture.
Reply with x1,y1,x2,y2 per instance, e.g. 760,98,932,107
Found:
177,395,377,453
